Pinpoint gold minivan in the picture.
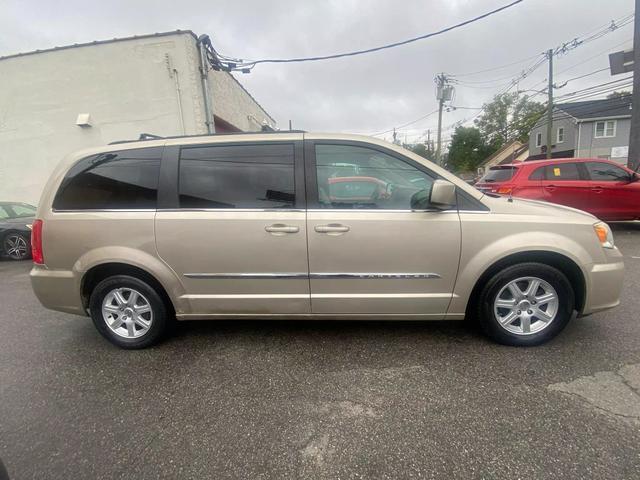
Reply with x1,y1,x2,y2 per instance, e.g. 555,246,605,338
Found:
30,132,624,348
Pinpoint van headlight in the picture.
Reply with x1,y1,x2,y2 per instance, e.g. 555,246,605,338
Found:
593,222,614,249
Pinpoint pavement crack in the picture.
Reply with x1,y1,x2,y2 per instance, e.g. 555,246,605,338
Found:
616,371,640,398
555,390,640,422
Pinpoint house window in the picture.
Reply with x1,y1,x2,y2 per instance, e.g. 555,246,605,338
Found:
557,127,564,143
536,132,542,147
595,120,616,138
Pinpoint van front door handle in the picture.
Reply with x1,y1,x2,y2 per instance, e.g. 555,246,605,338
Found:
314,224,350,235
591,186,603,193
544,185,556,192
265,224,299,235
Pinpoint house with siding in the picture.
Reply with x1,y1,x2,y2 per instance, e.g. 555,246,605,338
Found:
477,140,529,176
528,96,632,164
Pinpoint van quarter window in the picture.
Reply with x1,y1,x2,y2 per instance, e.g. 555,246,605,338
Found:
178,143,295,209
53,147,162,210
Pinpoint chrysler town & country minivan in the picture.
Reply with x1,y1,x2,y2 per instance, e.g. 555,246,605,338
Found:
31,133,624,348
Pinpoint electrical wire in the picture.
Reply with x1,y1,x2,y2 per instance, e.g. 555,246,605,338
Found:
206,0,526,71
369,109,441,137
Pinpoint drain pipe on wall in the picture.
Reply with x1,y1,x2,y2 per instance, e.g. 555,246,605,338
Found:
197,34,215,134
165,53,186,135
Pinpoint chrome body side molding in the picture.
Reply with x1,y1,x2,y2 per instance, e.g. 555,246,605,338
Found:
184,272,441,279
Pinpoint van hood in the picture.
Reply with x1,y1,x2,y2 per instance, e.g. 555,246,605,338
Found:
481,194,598,223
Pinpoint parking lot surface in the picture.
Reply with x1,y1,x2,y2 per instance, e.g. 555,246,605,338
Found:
1,224,640,479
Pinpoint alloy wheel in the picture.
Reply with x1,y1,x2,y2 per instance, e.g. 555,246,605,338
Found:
4,234,28,260
493,276,559,336
101,288,153,339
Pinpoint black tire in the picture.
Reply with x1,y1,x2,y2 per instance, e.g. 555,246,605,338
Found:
89,275,170,349
3,232,31,261
476,262,575,346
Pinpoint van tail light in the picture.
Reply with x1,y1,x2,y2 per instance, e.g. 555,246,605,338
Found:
496,185,514,195
31,219,44,265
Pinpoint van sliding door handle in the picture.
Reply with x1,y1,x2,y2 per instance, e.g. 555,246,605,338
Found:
265,224,299,235
314,224,350,234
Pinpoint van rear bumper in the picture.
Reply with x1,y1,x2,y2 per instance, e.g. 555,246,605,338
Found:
30,265,86,316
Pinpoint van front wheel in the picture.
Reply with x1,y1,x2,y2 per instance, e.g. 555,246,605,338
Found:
89,275,169,349
476,262,574,346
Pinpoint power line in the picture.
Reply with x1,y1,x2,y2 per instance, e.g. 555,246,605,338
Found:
448,15,634,134
554,67,611,86
554,76,634,100
205,0,526,71
449,54,541,77
450,13,633,88
369,109,440,137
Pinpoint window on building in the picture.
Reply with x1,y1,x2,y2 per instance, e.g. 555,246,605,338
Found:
557,127,564,143
585,162,630,182
536,132,542,147
595,120,616,138
179,144,295,209
53,148,162,210
543,163,581,180
315,144,435,209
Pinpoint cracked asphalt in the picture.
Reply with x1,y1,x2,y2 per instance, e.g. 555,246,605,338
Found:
1,223,640,479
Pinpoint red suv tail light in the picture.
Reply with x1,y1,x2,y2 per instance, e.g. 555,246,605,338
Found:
496,185,515,194
32,219,44,264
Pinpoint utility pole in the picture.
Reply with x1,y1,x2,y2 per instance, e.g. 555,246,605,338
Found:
435,74,453,166
628,0,640,170
546,48,554,159
436,95,445,165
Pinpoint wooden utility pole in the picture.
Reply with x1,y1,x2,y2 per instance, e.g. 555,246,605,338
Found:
628,0,640,170
435,73,451,166
546,49,554,159
436,96,445,165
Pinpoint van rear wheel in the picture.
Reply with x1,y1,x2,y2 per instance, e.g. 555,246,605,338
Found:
476,262,574,346
89,275,169,349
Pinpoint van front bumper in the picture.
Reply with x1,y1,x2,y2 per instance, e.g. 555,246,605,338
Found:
582,251,625,315
30,265,86,316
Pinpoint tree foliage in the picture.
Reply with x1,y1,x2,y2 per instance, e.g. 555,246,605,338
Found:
404,142,435,162
447,127,494,173
474,92,545,149
606,90,632,99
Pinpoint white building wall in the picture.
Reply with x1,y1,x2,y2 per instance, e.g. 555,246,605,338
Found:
0,31,274,204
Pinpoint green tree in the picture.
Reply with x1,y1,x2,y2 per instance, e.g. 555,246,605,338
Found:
447,126,494,173
404,141,435,162
606,90,632,99
474,92,545,149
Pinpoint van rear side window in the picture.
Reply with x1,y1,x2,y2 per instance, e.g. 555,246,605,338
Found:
53,148,162,210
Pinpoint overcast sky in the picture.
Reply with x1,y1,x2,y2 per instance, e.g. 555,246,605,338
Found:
0,0,634,144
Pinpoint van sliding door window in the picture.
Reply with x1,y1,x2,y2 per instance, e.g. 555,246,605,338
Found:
178,144,295,209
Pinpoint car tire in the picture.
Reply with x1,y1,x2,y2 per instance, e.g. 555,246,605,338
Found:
476,262,574,346
89,275,170,349
3,232,31,261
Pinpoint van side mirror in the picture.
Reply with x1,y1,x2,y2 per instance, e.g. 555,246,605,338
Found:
429,179,457,210
410,180,457,210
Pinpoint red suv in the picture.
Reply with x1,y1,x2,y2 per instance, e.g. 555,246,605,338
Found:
475,158,640,221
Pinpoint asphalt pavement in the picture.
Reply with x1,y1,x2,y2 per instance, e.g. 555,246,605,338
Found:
1,224,640,479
